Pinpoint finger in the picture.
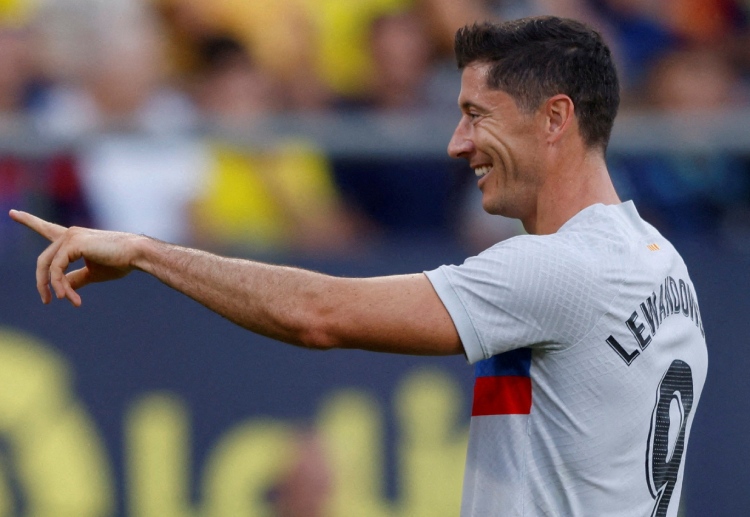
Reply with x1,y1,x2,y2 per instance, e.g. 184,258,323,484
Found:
36,238,67,304
66,267,92,291
64,283,82,307
61,267,88,307
48,242,79,304
9,209,67,242
56,250,85,307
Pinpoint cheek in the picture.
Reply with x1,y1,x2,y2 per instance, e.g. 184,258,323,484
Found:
478,129,513,168
504,134,543,182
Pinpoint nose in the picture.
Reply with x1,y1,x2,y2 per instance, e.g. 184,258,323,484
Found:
447,117,473,159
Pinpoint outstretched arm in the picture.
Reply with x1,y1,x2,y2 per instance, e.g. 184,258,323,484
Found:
10,210,462,356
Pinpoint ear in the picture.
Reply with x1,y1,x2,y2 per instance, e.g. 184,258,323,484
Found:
543,94,575,144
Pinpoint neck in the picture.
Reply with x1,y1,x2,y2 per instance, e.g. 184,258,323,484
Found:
524,147,621,235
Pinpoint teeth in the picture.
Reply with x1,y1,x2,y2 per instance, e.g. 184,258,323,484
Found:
474,165,491,177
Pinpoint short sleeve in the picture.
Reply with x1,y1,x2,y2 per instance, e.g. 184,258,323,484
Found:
425,234,607,363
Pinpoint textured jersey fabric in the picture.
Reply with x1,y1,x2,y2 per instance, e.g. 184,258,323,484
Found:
425,201,708,517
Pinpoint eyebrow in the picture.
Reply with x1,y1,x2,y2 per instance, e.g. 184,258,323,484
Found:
460,100,487,113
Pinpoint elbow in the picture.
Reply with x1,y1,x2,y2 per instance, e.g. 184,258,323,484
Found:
298,328,338,351
289,276,352,352
295,304,343,352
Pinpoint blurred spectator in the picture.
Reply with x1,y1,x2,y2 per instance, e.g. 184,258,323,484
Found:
0,2,92,250
605,0,744,96
657,0,745,45
305,0,411,98
415,0,496,56
150,0,219,82
0,1,60,126
190,139,367,255
515,0,748,101
193,36,282,126
312,0,494,99
34,0,198,136
0,27,36,120
150,0,494,103
331,9,466,240
152,0,332,111
3,0,747,248
32,0,209,244
77,135,209,245
335,10,439,111
585,0,676,93
190,36,369,255
369,10,435,110
608,46,750,236
644,47,746,109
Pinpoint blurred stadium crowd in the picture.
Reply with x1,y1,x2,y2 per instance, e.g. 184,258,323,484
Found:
1,0,750,256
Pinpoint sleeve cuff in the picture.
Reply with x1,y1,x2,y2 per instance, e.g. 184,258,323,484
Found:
424,268,486,364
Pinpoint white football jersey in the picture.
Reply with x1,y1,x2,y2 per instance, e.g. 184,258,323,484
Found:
426,201,708,517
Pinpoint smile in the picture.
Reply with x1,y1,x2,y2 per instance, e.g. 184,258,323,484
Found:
474,165,491,177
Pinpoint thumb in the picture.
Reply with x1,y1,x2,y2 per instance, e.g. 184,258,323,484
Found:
66,267,92,291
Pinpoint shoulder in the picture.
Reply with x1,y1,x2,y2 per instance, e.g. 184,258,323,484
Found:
473,226,614,279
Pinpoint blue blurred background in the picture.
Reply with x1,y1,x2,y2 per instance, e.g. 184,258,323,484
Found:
0,0,749,515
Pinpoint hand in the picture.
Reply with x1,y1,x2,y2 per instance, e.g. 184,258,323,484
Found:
9,210,140,307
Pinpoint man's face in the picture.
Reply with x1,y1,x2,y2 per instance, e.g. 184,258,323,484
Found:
448,63,545,222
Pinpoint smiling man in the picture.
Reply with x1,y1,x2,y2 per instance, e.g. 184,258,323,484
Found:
11,16,706,517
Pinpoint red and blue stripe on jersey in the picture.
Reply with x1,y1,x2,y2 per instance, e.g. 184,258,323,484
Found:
472,347,532,417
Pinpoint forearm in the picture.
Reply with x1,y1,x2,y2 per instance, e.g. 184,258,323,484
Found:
131,237,333,348
129,237,462,355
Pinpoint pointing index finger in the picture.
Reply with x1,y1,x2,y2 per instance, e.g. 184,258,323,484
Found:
9,209,67,242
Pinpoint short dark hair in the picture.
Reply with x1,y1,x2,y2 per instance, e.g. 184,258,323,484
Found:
455,16,620,152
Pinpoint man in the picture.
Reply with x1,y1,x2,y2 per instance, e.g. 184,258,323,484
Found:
11,16,706,517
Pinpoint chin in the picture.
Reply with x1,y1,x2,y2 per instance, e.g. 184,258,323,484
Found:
481,201,497,216
481,198,508,217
